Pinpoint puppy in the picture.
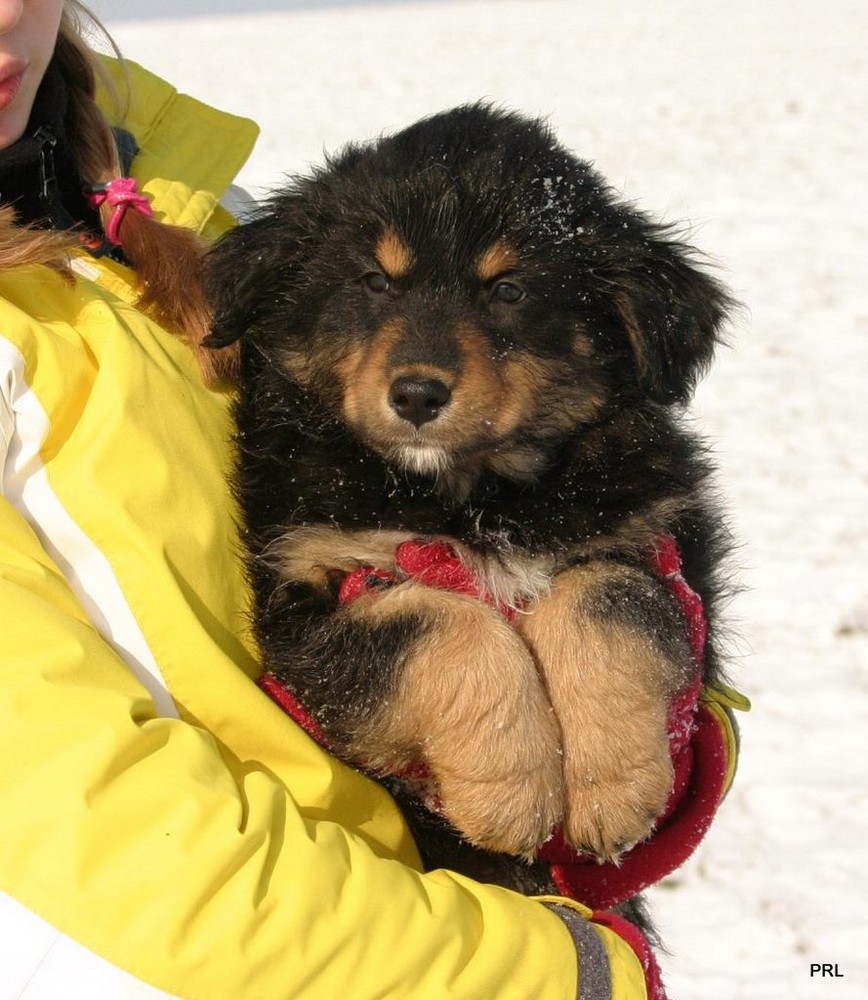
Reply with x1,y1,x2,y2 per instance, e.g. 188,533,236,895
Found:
204,104,733,902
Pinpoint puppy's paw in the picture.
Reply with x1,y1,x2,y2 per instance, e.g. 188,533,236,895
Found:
353,583,565,856
563,737,674,862
433,704,565,858
514,561,692,862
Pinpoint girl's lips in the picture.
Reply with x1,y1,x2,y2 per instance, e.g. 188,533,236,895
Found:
0,67,26,112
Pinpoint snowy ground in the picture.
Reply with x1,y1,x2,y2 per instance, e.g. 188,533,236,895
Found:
91,2,868,996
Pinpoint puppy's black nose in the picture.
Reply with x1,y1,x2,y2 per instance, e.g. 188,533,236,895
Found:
389,376,451,428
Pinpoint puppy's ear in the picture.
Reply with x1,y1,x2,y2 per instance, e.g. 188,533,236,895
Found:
202,212,296,350
606,223,733,404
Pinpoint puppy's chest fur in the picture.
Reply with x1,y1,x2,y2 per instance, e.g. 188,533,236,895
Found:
236,364,701,609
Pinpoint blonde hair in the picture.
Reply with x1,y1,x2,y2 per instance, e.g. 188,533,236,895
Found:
0,1,214,360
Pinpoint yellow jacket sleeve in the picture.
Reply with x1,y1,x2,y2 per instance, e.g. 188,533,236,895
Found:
1,491,649,999
0,58,651,1000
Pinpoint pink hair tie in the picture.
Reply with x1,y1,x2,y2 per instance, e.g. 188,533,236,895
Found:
85,177,154,246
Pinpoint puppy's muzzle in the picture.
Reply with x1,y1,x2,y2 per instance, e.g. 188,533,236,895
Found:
389,375,452,428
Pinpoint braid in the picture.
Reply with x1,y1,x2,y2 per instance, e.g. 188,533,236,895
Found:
0,2,230,379
55,7,212,350
54,13,122,183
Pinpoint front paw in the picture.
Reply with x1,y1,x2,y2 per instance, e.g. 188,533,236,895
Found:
351,583,565,857
433,704,565,858
562,734,674,861
513,561,692,863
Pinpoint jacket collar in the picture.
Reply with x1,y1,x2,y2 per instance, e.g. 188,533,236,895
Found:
0,55,259,250
95,56,259,235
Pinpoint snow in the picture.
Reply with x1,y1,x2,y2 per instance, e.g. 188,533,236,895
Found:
89,1,868,995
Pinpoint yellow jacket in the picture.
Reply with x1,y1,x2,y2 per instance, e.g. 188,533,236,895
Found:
0,59,648,998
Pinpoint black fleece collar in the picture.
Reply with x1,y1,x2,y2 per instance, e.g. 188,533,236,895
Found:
0,58,99,231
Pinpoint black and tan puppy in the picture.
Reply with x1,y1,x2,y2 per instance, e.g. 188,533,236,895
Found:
205,104,733,891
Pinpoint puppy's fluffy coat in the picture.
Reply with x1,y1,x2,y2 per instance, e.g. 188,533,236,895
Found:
205,104,734,903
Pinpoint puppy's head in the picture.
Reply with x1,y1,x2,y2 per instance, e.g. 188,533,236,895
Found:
206,104,731,481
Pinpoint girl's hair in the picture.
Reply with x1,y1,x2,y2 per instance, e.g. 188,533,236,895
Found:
0,1,212,354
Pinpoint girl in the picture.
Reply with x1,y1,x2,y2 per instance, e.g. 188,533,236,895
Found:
0,3,657,996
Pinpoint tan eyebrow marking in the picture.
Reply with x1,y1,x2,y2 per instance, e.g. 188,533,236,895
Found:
375,228,413,278
476,240,519,281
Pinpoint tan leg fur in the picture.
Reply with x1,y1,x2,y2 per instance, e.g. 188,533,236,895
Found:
348,582,565,857
515,562,687,861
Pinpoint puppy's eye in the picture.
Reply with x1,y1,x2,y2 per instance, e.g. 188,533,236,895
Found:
362,271,391,294
491,280,526,304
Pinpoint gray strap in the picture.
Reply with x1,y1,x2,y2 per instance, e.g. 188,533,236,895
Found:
545,903,612,1000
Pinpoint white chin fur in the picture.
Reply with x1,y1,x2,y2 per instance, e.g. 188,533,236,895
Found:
397,445,453,476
